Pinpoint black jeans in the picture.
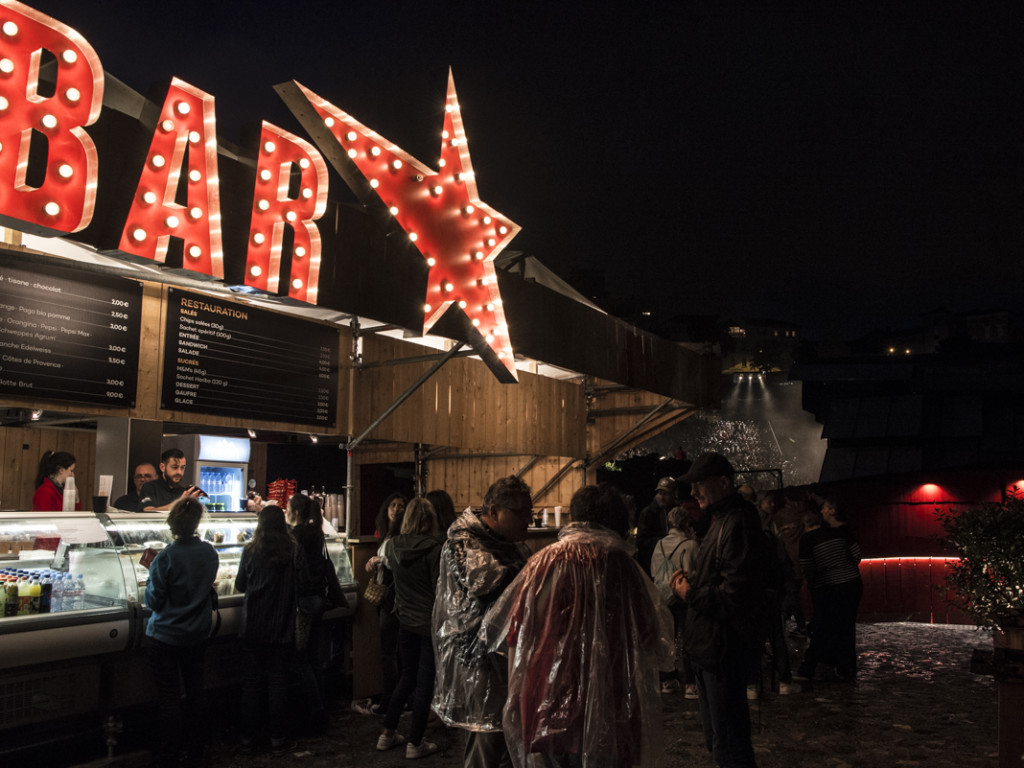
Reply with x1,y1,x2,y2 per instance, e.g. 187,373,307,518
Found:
693,653,759,768
148,638,207,767
382,628,436,746
239,642,292,745
378,605,401,707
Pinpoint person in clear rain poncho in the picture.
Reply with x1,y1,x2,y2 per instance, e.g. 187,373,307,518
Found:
432,476,534,768
483,483,675,768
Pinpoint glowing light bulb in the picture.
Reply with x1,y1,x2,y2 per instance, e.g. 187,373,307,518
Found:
426,257,436,267
445,104,453,113
499,225,508,234
160,119,174,132
432,185,443,196
458,300,467,309
391,159,403,170
389,206,399,216
442,130,450,139
450,138,460,147
40,114,57,129
189,169,202,183
438,158,446,168
132,228,147,242
486,333,495,343
485,303,494,312
473,251,484,261
175,101,190,116
347,148,357,158
472,318,480,327
291,278,303,290
486,238,496,247
301,188,313,199
463,205,474,215
151,154,166,168
0,97,7,111
250,265,262,277
370,178,379,189
2,21,18,36
409,232,418,242
64,87,80,103
324,116,334,128
443,281,453,292
294,246,306,258
370,146,381,157
57,164,73,179
424,303,432,313
189,206,203,220
142,191,157,204
188,131,201,144
285,211,297,222
0,59,14,74
165,215,180,228
252,233,265,245
482,216,492,224
62,49,77,64
259,169,272,182
188,245,202,259
263,140,276,154
257,199,270,211
43,201,60,216
299,158,310,169
346,131,357,142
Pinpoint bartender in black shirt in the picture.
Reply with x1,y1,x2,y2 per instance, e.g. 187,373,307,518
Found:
140,448,203,511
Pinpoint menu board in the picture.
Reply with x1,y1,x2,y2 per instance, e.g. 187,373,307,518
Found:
0,257,142,407
161,288,338,427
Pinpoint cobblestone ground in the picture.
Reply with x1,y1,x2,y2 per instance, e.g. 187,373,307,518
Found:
198,622,997,768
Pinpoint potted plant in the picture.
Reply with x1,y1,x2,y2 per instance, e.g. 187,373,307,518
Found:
938,492,1024,768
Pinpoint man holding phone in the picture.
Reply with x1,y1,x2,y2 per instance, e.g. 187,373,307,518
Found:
141,448,204,512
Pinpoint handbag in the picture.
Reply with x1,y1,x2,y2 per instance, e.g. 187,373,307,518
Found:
363,577,390,607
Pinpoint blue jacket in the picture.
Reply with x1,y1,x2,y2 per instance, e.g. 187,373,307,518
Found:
145,537,219,645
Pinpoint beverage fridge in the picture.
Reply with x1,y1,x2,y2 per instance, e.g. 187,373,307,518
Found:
161,434,249,512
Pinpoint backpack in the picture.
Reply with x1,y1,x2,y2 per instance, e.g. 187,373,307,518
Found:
653,538,684,605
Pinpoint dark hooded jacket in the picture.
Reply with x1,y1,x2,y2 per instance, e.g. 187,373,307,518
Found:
683,492,770,670
382,532,442,635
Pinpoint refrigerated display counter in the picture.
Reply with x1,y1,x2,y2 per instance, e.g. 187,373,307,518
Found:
0,509,358,739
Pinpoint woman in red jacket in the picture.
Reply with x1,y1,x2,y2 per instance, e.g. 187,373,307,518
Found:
31,450,79,512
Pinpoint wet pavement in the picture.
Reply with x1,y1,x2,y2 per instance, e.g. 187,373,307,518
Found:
111,622,1002,767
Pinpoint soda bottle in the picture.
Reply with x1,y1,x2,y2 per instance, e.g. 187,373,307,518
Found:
17,578,31,615
28,578,41,614
39,573,52,613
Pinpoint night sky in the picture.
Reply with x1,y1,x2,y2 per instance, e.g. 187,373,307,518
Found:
22,1,1024,339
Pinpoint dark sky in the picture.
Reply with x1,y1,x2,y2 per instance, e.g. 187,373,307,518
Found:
24,1,1024,339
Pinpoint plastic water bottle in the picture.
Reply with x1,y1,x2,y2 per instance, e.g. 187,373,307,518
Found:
51,573,65,613
72,574,86,611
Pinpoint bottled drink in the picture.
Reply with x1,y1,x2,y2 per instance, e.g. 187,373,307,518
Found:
72,574,86,610
51,573,65,613
3,581,17,617
28,578,41,614
39,573,52,614
17,578,31,615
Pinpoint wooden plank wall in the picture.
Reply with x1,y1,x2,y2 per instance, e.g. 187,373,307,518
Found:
423,454,581,511
353,335,586,458
0,426,96,510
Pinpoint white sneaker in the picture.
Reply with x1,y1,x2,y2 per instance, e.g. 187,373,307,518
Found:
778,681,800,695
684,684,699,700
406,740,439,759
746,685,759,700
377,731,404,751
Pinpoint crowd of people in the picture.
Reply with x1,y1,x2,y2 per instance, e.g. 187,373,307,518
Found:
115,447,862,768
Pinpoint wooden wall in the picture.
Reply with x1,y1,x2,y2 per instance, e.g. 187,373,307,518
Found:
0,426,96,510
352,335,587,458
423,454,581,511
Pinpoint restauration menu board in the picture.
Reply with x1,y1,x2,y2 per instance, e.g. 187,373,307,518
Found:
0,257,142,407
161,288,338,427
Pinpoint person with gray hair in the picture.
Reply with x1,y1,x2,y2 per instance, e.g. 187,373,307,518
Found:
651,506,700,697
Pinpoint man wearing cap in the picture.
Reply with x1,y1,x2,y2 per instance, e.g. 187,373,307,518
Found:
671,452,769,768
636,477,677,575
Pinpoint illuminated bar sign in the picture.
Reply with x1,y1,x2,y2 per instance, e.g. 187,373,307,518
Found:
160,288,338,427
0,0,521,382
0,254,141,406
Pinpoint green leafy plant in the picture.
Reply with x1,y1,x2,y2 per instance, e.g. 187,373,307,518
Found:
938,494,1024,630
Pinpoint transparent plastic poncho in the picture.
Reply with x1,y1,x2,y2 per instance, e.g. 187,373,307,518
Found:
432,509,531,731
483,523,674,768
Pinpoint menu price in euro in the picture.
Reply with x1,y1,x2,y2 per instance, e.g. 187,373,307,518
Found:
161,288,339,427
0,257,142,407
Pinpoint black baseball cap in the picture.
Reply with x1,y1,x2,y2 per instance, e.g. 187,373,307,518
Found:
677,452,735,483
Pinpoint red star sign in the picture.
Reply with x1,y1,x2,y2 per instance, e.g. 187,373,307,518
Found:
294,70,521,378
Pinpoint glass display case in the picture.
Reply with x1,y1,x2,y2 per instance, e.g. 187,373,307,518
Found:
97,512,357,616
0,512,132,669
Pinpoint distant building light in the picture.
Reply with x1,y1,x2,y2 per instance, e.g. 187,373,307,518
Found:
641,310,652,317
